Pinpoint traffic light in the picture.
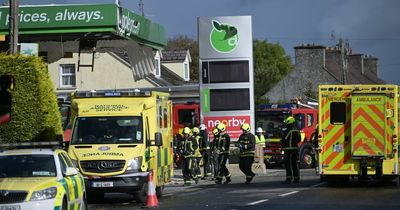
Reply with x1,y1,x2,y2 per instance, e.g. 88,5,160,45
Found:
0,75,14,125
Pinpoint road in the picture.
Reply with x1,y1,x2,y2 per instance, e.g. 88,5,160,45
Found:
89,165,400,210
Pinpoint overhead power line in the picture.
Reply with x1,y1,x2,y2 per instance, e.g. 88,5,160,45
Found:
266,37,400,41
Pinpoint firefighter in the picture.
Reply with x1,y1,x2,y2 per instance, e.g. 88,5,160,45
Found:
192,127,202,178
198,124,212,179
181,127,200,185
214,123,232,184
236,123,256,184
210,127,220,180
281,116,301,184
254,127,266,163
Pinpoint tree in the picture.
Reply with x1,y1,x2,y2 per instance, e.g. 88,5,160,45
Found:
166,35,199,81
253,40,293,105
303,81,317,100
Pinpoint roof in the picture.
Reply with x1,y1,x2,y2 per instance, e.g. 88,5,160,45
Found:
324,50,385,84
110,49,196,87
161,50,190,62
147,65,197,87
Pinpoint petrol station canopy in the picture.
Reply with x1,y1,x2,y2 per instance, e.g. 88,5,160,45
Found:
0,3,167,79
0,3,166,48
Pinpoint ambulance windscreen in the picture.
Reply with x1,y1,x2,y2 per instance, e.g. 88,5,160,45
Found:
0,155,56,177
71,116,143,144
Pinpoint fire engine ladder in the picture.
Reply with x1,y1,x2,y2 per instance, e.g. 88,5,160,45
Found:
77,38,97,72
293,97,318,109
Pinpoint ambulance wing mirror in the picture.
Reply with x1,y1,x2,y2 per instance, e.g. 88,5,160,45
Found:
155,132,163,147
64,167,78,176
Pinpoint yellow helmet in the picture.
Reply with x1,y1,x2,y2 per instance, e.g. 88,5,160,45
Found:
284,116,295,125
192,127,200,134
212,128,220,135
240,123,250,132
216,123,226,132
182,127,191,135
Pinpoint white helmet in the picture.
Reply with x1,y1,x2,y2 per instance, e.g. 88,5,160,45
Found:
256,127,263,133
199,124,206,131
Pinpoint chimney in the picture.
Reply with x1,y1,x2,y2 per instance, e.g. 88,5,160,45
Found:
294,44,326,71
348,54,364,75
363,56,379,77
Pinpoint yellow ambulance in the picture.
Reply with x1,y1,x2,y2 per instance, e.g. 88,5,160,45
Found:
0,141,86,210
318,84,399,183
67,90,173,203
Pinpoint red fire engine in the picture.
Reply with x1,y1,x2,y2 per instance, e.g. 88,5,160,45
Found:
172,102,200,136
172,102,200,168
255,102,318,168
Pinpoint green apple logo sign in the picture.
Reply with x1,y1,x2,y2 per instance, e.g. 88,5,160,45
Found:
210,20,238,53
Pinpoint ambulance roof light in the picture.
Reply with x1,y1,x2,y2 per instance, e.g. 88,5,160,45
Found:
75,90,152,98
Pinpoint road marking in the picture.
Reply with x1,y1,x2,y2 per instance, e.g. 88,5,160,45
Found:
279,191,299,197
247,199,269,206
311,182,325,188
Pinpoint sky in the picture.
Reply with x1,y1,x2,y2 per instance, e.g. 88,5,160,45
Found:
21,0,400,85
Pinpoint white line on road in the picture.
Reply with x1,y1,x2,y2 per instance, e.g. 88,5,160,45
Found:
247,199,269,206
310,182,326,188
279,191,299,197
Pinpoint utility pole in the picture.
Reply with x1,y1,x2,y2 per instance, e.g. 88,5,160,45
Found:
339,38,348,84
9,0,19,54
139,0,144,16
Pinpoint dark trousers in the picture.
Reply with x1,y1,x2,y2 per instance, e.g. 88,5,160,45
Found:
182,157,198,181
284,150,300,181
211,150,219,178
201,150,211,176
239,156,255,178
196,157,202,176
216,153,230,181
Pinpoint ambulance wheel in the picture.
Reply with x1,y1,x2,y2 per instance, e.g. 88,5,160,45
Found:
81,194,88,210
156,185,164,198
326,175,349,186
87,191,103,203
134,182,148,203
62,197,68,210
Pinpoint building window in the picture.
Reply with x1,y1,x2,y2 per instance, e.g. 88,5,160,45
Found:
184,63,189,81
154,58,160,77
59,64,76,88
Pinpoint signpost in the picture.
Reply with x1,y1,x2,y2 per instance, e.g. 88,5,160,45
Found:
198,16,254,141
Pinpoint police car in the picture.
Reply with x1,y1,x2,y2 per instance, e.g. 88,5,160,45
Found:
0,141,86,210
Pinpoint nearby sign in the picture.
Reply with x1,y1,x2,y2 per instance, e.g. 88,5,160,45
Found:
198,16,254,140
204,115,251,139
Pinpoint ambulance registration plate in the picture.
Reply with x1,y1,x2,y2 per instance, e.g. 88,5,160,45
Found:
92,182,113,187
0,206,20,210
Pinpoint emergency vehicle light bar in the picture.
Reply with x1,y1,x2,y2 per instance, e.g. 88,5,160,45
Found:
258,103,297,110
321,86,395,92
75,90,152,98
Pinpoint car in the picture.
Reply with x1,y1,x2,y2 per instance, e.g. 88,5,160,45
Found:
0,141,87,210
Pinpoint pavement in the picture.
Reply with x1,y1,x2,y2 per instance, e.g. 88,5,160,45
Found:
169,163,272,185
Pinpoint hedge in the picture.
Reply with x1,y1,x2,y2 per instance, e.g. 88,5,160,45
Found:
0,54,62,142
